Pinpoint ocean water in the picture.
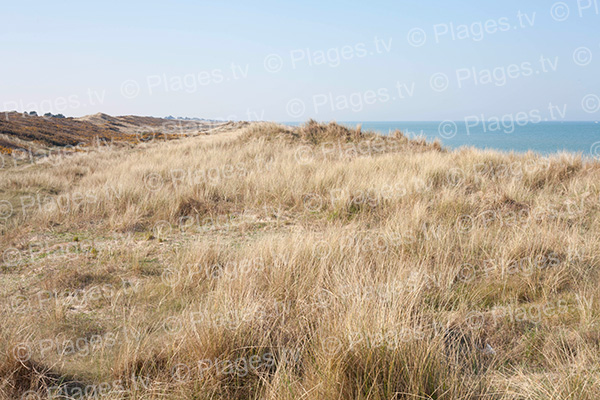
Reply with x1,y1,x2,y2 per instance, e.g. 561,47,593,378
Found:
285,121,600,157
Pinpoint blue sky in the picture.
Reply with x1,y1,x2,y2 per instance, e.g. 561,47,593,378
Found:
1,0,599,121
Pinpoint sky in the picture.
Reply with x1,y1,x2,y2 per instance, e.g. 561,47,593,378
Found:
1,0,599,121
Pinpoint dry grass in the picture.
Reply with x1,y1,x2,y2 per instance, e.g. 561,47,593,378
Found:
1,120,600,399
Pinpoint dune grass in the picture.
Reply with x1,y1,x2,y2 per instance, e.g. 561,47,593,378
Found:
1,120,600,399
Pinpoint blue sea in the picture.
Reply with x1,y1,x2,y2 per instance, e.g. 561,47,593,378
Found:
285,121,600,158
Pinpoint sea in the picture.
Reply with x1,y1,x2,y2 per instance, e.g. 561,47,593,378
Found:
284,121,600,158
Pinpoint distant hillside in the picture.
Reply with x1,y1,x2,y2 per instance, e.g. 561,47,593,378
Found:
0,112,228,154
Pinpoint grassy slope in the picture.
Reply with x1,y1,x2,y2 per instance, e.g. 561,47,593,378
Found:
0,112,230,155
1,121,600,399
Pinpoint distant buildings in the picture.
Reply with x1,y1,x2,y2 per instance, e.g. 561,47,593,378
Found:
164,115,221,122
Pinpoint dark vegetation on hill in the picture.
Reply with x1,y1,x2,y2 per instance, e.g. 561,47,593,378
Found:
0,112,226,154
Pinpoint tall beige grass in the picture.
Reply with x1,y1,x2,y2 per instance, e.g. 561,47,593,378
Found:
1,121,600,399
